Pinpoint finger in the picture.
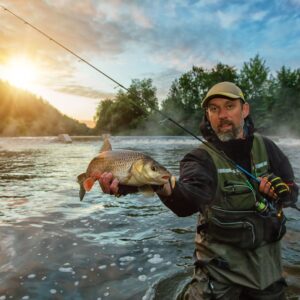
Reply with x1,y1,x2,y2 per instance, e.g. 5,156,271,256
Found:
263,181,272,195
259,177,268,193
100,172,113,194
155,182,172,196
98,171,106,184
110,178,120,195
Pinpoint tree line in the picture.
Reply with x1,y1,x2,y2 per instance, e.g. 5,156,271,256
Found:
1,55,299,137
94,55,300,136
0,80,91,136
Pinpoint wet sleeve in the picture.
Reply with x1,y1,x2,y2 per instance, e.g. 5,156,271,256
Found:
263,137,299,207
158,148,217,217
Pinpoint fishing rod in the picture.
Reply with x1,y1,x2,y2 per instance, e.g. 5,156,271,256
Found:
0,5,260,183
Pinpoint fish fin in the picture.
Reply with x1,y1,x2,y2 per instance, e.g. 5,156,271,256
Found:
129,159,144,174
138,185,155,197
100,136,112,152
77,172,87,201
83,177,95,192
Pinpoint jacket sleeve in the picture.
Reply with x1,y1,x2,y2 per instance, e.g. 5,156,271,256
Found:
263,137,299,207
158,148,217,217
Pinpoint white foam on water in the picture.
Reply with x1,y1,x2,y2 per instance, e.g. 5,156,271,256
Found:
148,254,164,264
98,265,107,270
0,296,6,300
29,223,43,228
82,275,87,279
74,281,79,286
104,292,109,297
21,296,29,300
59,267,74,273
268,136,300,147
112,137,200,146
150,267,156,272
27,274,36,279
138,275,147,282
138,267,143,272
49,289,57,294
143,248,149,253
119,256,135,262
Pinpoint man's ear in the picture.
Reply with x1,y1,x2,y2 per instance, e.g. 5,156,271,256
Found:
242,103,250,118
205,110,210,122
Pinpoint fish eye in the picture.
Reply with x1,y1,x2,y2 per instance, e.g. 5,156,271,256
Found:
151,165,157,172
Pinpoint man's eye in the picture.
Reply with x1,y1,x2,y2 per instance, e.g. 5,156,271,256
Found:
209,106,218,113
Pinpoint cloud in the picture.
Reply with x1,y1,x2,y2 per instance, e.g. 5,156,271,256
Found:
1,0,299,101
55,84,115,99
216,10,241,29
0,1,132,63
131,6,153,29
251,10,268,21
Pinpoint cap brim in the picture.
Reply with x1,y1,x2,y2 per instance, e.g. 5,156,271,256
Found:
201,92,244,108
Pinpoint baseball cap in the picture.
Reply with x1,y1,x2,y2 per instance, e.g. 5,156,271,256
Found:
201,81,246,108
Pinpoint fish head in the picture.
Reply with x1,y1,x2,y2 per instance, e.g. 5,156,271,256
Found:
131,158,171,185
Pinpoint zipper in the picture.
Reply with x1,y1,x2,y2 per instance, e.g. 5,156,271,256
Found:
211,205,257,214
211,217,255,245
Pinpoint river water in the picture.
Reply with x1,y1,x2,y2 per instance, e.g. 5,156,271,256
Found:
0,136,299,300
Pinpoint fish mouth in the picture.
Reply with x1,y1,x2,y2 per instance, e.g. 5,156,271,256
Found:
162,175,170,181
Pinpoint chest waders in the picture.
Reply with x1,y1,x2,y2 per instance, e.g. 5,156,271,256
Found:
194,133,286,290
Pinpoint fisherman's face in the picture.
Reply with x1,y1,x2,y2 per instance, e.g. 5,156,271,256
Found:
206,98,249,141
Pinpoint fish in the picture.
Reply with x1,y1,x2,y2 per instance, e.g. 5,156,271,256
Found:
77,137,171,200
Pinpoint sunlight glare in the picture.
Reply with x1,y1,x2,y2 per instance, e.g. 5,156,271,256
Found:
2,56,39,91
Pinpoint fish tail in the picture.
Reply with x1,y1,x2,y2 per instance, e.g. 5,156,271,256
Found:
77,172,87,201
79,183,86,201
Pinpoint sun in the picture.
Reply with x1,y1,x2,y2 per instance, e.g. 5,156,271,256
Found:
1,56,39,91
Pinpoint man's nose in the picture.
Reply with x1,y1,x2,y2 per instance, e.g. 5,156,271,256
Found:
218,107,229,119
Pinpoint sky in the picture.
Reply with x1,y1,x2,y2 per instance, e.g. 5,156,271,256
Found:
0,0,299,126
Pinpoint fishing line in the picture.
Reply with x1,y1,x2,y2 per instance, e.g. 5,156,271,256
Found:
1,5,259,183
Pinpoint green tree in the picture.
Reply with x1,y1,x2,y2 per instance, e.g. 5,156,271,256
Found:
0,80,91,136
94,79,158,134
238,55,270,128
270,66,300,135
161,63,238,134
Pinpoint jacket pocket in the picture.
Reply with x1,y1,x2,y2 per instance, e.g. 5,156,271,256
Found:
208,216,259,249
221,181,256,210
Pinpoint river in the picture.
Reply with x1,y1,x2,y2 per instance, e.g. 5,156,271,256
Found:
0,136,299,300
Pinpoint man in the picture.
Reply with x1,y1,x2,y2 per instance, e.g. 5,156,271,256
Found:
99,82,298,299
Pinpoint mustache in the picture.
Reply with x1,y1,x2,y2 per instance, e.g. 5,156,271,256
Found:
218,120,234,127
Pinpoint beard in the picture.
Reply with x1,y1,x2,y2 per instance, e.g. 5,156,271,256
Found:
215,119,244,142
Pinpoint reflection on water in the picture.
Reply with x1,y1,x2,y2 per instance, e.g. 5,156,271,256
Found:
0,136,299,300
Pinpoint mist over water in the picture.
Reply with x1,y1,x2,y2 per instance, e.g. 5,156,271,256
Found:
0,136,299,300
